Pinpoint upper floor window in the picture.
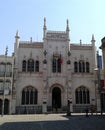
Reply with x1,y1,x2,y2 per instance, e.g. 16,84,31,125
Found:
79,61,82,72
86,62,90,73
22,60,27,72
74,61,90,73
6,62,12,72
0,62,5,72
27,59,34,72
0,80,3,90
35,60,39,72
74,62,78,72
22,59,39,73
52,56,61,73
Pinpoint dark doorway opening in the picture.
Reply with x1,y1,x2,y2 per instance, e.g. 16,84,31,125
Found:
4,99,9,114
52,87,61,109
0,99,2,114
101,93,105,112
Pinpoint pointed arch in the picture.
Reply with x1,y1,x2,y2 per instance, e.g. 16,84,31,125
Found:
22,60,27,72
35,60,39,72
27,59,34,72
79,61,82,72
21,86,38,105
75,86,90,104
86,62,90,73
74,61,78,72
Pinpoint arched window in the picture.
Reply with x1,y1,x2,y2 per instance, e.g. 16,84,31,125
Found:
75,86,90,104
86,62,90,73
0,62,5,76
57,58,61,73
27,59,34,72
74,62,78,72
6,63,12,77
6,80,11,89
0,80,3,91
82,62,85,73
52,56,61,73
21,86,38,105
79,61,82,72
35,60,39,72
22,60,27,72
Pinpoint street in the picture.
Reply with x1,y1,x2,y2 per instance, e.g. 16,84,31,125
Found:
0,113,105,130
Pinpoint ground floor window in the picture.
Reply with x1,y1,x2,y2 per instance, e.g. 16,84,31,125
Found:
21,86,38,105
75,86,90,104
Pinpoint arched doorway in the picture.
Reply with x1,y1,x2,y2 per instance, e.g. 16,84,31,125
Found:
4,99,9,114
52,87,61,109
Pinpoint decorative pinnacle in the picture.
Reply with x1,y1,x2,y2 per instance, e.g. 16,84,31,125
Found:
5,46,8,56
66,19,69,31
91,34,95,42
43,17,47,30
15,30,20,39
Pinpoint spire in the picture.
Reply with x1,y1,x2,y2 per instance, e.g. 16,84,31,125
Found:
66,19,70,41
66,19,70,32
30,37,32,43
5,46,8,56
91,34,95,44
44,17,46,30
43,17,47,39
15,30,20,39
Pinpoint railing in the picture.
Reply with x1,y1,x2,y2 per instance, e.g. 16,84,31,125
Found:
16,105,42,114
70,43,92,46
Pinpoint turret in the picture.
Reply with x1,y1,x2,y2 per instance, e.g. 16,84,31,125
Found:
66,19,70,41
15,31,20,50
43,17,47,39
14,31,20,66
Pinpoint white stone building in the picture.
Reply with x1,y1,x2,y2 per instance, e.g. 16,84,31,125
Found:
12,19,101,114
0,51,14,115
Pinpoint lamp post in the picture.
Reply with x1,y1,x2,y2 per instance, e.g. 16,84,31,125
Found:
67,100,71,116
1,46,8,117
94,67,102,115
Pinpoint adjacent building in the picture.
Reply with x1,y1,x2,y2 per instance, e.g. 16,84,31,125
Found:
0,53,14,115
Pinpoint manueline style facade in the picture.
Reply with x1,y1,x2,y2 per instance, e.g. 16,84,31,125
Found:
0,18,104,114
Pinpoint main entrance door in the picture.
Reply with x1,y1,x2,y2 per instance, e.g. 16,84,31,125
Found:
52,87,61,109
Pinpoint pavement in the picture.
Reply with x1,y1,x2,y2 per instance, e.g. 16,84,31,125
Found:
0,113,105,130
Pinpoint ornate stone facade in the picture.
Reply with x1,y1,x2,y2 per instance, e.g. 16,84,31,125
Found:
12,19,101,114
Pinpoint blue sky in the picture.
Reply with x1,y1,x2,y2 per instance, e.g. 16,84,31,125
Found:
0,0,105,55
